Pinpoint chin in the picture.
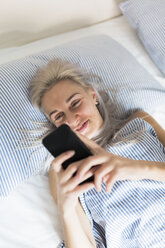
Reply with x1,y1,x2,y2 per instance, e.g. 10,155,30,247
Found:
81,122,99,139
85,130,97,140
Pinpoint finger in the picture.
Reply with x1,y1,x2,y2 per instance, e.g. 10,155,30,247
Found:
59,154,100,185
106,170,117,193
62,169,94,193
59,161,80,184
102,174,109,183
94,162,112,191
72,182,95,195
76,154,106,179
51,150,75,173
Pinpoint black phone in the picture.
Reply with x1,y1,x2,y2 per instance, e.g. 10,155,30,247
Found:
42,124,94,184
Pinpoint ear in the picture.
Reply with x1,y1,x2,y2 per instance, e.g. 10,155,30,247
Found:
88,87,98,104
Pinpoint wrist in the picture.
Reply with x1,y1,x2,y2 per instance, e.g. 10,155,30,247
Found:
60,209,78,231
136,160,165,181
59,203,77,220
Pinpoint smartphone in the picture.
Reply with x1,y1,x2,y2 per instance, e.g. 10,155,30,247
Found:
42,124,94,184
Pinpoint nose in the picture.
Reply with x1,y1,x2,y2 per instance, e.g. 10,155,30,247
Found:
64,111,79,128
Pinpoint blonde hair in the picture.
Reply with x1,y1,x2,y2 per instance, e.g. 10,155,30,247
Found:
29,58,127,147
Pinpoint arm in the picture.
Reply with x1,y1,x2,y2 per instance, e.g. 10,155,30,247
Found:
132,160,165,182
61,201,96,248
49,152,96,248
128,110,165,181
129,110,165,146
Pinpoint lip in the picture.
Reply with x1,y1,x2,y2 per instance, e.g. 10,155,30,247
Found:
76,120,88,133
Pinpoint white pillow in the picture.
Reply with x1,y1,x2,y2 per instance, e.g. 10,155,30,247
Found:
120,0,165,76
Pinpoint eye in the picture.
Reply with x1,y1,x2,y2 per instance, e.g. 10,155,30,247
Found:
54,112,64,121
71,99,81,108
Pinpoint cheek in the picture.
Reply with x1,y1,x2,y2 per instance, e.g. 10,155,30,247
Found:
78,101,94,116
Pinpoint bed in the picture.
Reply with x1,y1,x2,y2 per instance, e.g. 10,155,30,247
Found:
0,0,165,247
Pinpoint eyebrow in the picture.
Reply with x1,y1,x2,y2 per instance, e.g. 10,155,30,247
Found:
49,92,80,118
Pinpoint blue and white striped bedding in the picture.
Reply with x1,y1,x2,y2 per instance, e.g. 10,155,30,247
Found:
120,0,165,75
59,118,165,247
1,35,165,197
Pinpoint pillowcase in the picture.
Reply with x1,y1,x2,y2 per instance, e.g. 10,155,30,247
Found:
120,0,165,75
1,35,165,197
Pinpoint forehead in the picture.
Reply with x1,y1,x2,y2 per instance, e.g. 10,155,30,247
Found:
41,79,86,111
48,79,85,94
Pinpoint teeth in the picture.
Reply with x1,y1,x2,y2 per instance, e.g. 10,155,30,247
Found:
77,122,85,131
77,125,83,131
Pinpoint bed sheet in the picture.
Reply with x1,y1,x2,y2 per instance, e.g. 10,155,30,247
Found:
0,173,63,248
0,15,165,248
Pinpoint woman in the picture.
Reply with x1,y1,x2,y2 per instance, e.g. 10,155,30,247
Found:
29,58,165,248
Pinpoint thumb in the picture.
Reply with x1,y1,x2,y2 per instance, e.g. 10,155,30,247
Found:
51,150,75,172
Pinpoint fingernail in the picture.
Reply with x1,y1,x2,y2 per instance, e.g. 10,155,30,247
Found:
66,150,75,156
76,173,81,180
97,185,101,192
106,188,110,194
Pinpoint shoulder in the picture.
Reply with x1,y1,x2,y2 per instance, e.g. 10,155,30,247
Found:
108,111,165,160
130,110,157,124
129,110,165,146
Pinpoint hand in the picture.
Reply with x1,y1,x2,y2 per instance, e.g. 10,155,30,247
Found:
75,133,144,193
49,150,95,216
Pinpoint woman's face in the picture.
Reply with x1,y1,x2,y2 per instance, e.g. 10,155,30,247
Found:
41,80,103,139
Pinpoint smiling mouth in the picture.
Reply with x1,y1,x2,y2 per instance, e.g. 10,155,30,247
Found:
76,120,88,133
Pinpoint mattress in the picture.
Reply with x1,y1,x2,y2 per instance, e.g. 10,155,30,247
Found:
0,15,164,248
